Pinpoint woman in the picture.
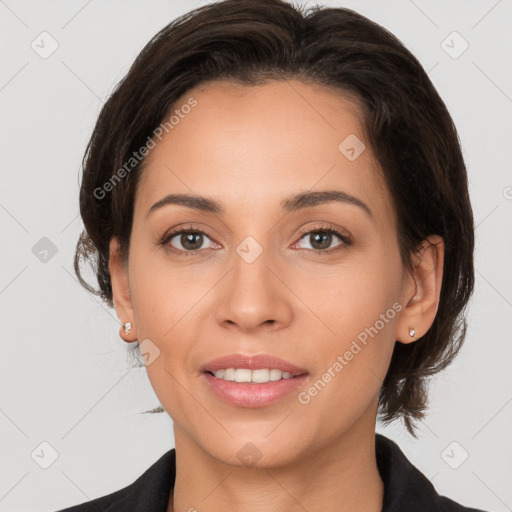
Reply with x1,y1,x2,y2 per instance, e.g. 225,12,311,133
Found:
59,0,485,510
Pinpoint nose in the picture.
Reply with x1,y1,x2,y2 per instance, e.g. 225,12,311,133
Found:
215,241,293,333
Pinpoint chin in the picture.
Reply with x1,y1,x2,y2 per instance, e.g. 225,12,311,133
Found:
197,434,308,470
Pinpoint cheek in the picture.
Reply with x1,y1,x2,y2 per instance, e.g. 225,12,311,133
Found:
127,256,205,419
296,248,402,404
127,245,206,336
295,242,403,340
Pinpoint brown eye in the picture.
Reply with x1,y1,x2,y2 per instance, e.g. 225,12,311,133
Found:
167,230,213,253
293,225,352,255
174,232,205,251
306,231,336,251
159,227,220,257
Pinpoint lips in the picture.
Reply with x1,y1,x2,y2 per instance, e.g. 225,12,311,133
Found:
200,353,308,376
200,354,310,407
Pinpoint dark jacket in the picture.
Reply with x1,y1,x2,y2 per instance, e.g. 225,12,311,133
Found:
56,434,487,511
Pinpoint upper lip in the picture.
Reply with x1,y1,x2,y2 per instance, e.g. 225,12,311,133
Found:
201,354,308,376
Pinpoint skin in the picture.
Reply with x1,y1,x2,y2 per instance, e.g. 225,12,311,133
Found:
108,79,444,512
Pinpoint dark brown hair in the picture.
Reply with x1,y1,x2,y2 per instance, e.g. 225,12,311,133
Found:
74,0,474,436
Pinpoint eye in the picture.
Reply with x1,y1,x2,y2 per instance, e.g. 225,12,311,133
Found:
158,223,351,257
293,225,351,254
159,226,220,257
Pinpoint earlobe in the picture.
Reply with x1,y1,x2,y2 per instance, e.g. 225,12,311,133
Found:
108,237,138,343
396,235,444,344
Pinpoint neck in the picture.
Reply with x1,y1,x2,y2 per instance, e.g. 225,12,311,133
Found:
168,410,384,512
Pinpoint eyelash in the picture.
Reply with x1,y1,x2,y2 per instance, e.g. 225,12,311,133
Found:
295,224,352,255
158,223,352,257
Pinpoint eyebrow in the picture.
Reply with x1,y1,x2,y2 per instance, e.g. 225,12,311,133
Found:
146,190,373,218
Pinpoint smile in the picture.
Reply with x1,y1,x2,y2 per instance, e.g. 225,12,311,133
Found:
208,368,297,383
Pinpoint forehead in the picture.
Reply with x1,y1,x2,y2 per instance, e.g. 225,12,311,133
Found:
135,79,393,224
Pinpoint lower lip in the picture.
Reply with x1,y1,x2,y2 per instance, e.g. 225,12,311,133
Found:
201,372,308,408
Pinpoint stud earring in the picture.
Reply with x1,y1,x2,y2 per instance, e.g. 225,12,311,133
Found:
409,327,416,338
123,322,133,334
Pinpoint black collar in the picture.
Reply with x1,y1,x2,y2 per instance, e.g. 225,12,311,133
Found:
375,434,483,511
58,434,485,511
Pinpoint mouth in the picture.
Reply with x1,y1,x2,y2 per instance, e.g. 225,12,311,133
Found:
204,368,305,383
200,354,309,407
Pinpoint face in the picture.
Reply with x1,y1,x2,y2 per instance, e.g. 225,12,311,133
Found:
110,79,425,468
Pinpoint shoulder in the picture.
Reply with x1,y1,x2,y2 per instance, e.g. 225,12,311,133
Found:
55,449,176,512
55,438,488,512
376,434,488,512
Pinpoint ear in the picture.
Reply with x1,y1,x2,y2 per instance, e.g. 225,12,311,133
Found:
396,234,444,344
108,237,138,343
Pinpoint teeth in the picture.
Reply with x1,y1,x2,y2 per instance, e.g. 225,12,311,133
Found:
269,369,282,381
212,368,295,383
223,368,235,381
235,369,251,383
252,369,270,383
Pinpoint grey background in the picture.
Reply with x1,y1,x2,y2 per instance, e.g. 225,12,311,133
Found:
1,0,511,511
